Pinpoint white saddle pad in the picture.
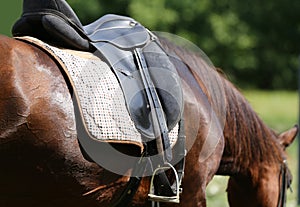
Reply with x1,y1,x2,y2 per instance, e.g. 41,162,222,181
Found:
17,36,178,150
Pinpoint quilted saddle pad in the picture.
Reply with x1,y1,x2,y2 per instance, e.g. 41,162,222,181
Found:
16,36,179,151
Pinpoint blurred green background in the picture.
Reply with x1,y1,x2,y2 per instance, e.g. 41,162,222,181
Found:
0,0,299,206
0,1,22,36
207,90,298,207
1,0,299,90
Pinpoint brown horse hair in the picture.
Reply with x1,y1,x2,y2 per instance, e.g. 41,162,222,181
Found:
160,37,283,176
221,81,282,171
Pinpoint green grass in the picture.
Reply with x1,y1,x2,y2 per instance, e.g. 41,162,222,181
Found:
206,90,299,207
242,90,298,133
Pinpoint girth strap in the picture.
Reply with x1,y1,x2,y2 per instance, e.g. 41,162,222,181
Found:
113,156,150,207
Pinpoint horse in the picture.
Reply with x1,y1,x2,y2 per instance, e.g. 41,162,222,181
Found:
0,34,297,207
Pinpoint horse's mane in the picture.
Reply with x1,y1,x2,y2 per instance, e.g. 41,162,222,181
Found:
221,81,282,172
159,37,283,174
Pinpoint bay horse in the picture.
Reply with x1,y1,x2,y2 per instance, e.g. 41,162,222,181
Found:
0,34,297,207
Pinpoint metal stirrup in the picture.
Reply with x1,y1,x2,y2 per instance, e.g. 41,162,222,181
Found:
148,163,182,203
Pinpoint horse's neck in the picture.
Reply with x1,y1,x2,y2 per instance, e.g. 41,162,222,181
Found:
158,38,281,175
218,80,281,175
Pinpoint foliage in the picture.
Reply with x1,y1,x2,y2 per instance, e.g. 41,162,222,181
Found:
0,0,22,36
1,1,299,89
67,0,299,90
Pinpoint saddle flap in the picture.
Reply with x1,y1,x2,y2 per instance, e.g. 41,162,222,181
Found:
84,14,150,49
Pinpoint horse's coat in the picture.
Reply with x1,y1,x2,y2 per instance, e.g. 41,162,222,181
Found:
0,34,297,207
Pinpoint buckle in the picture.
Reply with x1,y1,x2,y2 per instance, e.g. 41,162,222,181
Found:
148,163,182,203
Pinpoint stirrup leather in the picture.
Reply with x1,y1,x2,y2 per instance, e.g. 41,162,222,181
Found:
148,163,182,203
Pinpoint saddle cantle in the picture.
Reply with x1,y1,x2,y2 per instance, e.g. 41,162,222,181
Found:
12,0,90,50
12,0,186,204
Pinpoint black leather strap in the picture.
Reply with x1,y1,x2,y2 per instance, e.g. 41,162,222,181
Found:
113,156,150,207
133,48,172,162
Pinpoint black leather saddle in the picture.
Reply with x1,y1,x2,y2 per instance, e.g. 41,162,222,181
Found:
12,0,186,204
13,0,183,144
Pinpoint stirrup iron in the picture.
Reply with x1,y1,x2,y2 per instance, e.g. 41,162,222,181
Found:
148,163,182,203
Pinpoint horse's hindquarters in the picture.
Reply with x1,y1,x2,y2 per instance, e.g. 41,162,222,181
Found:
0,36,96,206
